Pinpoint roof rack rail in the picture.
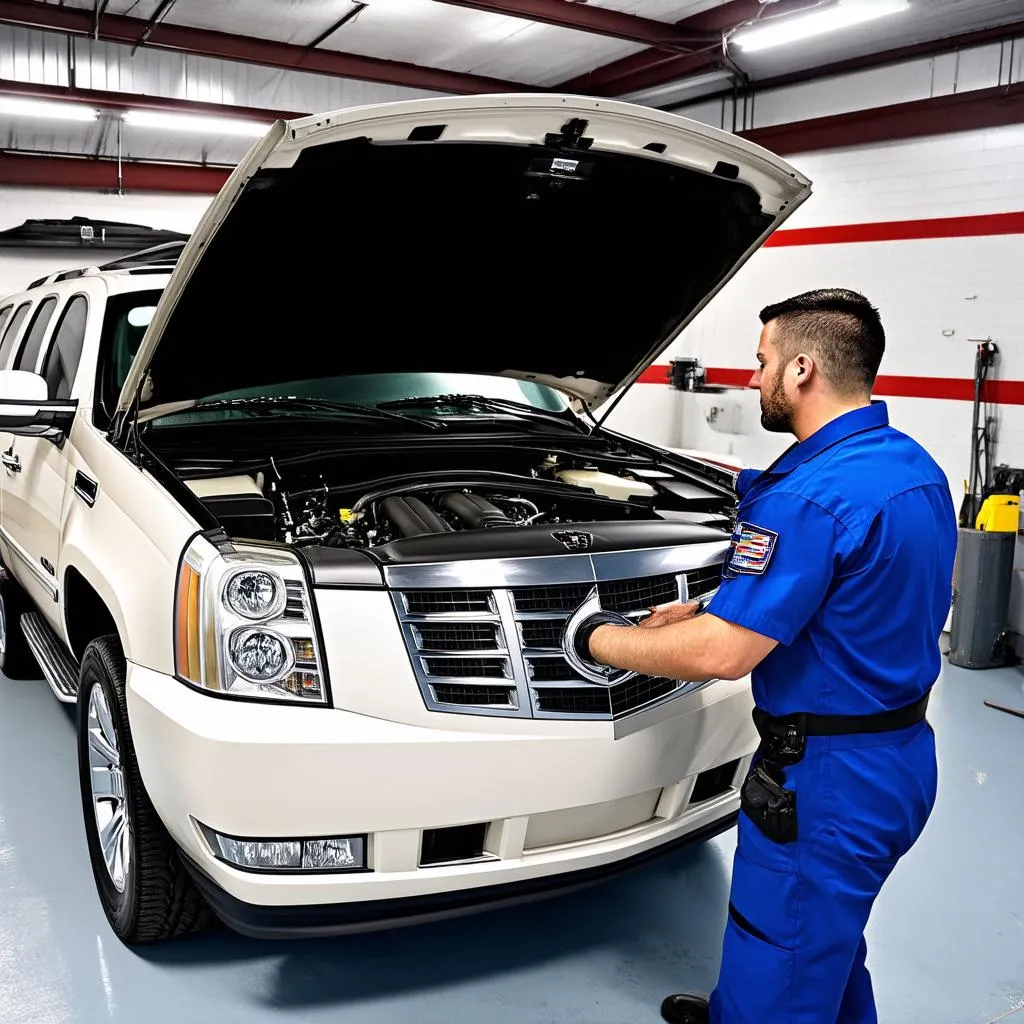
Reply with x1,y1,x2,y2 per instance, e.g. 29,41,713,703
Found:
24,239,187,291
98,240,187,271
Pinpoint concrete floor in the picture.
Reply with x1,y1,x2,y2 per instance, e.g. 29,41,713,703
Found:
0,661,1021,1024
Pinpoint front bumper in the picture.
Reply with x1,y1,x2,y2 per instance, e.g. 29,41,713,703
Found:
127,663,756,932
182,812,739,938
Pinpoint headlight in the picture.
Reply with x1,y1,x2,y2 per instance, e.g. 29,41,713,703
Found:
229,627,294,683
174,538,327,705
224,570,284,620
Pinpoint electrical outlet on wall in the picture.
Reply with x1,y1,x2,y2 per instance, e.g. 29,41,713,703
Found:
706,402,744,435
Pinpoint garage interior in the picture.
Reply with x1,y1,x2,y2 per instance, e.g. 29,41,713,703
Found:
1,0,1024,1022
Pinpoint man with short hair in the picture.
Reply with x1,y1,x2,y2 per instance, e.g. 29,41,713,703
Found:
567,289,957,1023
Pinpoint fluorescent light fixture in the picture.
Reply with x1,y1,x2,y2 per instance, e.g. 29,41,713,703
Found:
0,97,99,123
123,109,269,138
622,69,735,106
732,0,911,53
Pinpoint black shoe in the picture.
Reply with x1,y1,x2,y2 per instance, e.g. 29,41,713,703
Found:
660,993,710,1024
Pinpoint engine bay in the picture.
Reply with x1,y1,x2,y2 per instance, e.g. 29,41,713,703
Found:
168,436,737,551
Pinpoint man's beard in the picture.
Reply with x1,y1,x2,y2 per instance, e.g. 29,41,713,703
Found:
760,366,793,432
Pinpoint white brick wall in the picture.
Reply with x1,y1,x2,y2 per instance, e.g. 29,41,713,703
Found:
610,120,1024,512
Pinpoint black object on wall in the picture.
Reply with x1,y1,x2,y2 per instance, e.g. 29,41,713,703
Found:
0,216,188,250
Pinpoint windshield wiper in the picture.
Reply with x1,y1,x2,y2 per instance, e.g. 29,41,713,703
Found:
378,394,584,432
191,396,442,431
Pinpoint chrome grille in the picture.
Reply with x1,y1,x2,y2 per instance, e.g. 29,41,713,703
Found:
533,676,680,717
391,549,726,720
687,564,723,600
414,622,501,651
432,684,517,708
422,656,510,679
512,584,591,614
519,620,563,649
284,580,307,619
404,590,493,614
599,573,680,612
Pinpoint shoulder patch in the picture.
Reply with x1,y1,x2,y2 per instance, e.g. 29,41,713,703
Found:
723,521,779,578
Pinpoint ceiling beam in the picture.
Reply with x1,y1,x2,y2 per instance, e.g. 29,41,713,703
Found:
4,84,1023,195
566,4,1024,99
0,151,231,193
0,76,307,121
557,0,829,95
434,0,718,52
0,0,526,95
741,81,1024,156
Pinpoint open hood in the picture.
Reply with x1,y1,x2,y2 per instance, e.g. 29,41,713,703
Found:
117,94,811,418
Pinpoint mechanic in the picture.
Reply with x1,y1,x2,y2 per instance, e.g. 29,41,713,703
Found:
567,289,957,1024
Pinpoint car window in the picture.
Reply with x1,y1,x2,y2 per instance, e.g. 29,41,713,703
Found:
15,296,58,373
93,289,163,427
0,302,31,369
42,295,89,401
0,307,11,347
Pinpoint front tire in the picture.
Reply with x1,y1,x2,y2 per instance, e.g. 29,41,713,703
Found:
76,635,214,944
0,571,40,680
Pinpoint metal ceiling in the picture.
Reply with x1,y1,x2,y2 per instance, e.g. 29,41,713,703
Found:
0,0,1021,181
4,0,1023,95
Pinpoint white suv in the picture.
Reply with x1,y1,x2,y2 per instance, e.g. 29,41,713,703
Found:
0,94,810,944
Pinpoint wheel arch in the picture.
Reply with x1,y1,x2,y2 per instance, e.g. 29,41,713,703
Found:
62,560,128,663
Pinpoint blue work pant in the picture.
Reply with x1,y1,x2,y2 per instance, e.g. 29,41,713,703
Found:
709,721,937,1023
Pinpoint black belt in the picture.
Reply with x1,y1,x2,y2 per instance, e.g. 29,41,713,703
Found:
754,692,929,738
752,692,930,765
740,692,930,846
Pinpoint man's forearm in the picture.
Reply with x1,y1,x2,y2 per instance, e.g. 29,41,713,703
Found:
588,614,774,682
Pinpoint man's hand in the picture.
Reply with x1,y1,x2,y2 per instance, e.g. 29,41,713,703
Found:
639,601,701,629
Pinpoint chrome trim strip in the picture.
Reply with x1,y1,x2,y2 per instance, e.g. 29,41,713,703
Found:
385,552,595,590
384,542,729,591
0,527,57,600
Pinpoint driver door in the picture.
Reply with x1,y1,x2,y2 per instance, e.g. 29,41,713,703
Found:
0,294,81,624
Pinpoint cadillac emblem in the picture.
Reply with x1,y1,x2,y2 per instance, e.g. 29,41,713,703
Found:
553,530,593,552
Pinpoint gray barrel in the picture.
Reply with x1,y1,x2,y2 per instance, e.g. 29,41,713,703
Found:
948,527,1016,669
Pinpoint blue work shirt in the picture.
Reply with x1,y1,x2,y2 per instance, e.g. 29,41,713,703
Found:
707,402,957,717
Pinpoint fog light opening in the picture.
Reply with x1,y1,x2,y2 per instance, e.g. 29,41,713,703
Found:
197,823,367,873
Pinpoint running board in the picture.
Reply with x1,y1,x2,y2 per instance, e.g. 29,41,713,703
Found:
21,612,80,703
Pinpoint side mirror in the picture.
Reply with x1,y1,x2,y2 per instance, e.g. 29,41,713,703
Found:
0,370,78,440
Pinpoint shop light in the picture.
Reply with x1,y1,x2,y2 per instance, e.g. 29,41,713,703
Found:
0,97,99,122
122,109,270,137
732,0,911,53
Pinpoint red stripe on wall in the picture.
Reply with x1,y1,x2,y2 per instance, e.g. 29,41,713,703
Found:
636,365,672,384
640,365,1024,405
766,211,1024,247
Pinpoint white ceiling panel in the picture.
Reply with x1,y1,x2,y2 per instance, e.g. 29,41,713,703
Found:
0,114,103,158
317,1,643,87
591,0,724,23
0,25,70,86
163,0,368,48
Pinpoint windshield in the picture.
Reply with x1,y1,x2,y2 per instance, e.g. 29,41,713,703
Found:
149,372,571,426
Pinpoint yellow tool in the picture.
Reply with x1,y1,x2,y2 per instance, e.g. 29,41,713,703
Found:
975,494,1020,532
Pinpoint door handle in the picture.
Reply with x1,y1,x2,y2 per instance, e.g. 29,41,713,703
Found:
1,450,21,473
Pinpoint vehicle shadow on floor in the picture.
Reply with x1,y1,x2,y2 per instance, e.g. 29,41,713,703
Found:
139,837,732,1011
